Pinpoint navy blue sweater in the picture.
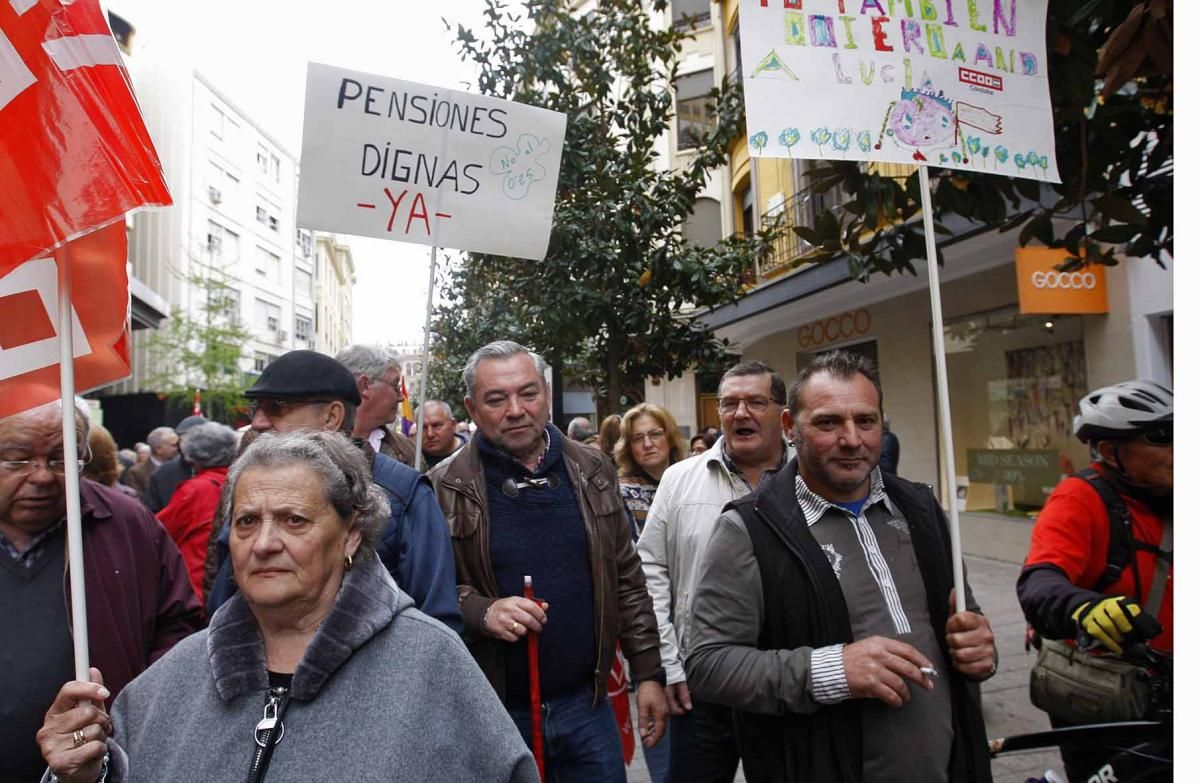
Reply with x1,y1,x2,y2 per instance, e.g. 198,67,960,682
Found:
479,426,597,703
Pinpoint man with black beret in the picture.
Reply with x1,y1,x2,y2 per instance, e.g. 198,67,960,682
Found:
207,350,461,632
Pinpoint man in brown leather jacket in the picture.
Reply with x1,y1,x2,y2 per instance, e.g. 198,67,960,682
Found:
428,340,667,780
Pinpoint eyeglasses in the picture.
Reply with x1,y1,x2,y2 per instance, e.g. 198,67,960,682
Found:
0,456,86,476
248,399,332,418
374,377,403,394
717,396,778,414
1140,426,1172,447
632,429,666,444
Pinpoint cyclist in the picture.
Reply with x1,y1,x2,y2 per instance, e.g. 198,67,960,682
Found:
1017,380,1172,782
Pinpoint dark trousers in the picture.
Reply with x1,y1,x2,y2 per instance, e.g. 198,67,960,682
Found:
667,700,740,783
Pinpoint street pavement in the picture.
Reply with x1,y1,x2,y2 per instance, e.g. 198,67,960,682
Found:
625,554,1063,783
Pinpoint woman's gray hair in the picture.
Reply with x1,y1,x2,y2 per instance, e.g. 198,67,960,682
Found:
180,422,238,469
462,340,548,400
219,431,388,553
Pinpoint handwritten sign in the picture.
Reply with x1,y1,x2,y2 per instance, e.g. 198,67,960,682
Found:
740,0,1059,182
297,62,567,260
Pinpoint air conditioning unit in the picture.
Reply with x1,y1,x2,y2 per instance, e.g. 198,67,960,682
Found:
208,186,222,204
275,330,288,344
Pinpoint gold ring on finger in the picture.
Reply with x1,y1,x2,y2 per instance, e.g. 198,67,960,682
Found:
511,621,520,632
73,729,86,748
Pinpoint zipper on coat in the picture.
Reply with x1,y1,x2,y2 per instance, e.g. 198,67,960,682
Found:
246,685,289,783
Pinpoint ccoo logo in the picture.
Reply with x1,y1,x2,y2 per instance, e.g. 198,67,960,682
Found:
1030,271,1097,290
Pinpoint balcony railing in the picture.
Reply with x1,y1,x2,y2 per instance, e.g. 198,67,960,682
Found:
758,192,815,278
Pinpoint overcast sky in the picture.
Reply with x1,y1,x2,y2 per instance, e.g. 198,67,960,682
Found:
106,0,491,346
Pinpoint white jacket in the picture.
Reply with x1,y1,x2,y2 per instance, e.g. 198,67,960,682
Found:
636,437,792,684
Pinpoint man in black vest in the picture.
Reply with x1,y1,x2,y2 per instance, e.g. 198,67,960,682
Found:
685,350,995,783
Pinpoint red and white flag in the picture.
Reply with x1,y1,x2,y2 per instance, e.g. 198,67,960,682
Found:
608,646,636,765
0,0,171,417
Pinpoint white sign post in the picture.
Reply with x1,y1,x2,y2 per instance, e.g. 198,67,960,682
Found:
298,62,567,467
739,0,1059,611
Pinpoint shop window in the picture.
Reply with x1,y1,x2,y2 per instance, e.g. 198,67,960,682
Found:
944,308,1090,514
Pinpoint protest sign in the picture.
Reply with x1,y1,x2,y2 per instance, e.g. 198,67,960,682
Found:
297,62,567,261
740,0,1059,182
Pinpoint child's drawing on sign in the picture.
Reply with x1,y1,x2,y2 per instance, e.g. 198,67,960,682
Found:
875,75,1002,163
490,134,552,200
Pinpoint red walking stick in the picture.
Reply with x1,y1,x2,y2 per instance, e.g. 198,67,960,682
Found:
525,575,546,781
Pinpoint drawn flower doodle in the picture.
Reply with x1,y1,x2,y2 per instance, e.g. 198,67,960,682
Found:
809,127,831,155
995,146,1009,164
489,133,552,200
967,136,981,157
856,130,872,153
779,127,801,156
1038,155,1049,170
951,150,962,164
750,131,768,153
1014,153,1027,169
832,128,851,153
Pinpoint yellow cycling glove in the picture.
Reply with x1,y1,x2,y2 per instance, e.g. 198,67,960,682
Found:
1072,595,1142,654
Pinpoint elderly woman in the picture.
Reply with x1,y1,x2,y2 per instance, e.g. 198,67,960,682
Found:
39,431,537,783
615,404,688,544
156,422,238,602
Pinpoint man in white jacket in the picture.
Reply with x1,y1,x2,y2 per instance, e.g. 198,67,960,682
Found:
636,360,793,782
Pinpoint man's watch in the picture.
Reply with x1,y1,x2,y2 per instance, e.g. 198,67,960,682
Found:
637,670,668,687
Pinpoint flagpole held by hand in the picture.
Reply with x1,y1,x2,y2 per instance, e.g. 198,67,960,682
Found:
57,248,90,680
525,575,546,781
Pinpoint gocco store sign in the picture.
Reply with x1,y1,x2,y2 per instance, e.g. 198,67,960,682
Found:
1016,248,1108,315
797,308,872,349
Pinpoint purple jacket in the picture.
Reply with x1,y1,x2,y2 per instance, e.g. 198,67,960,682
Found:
75,480,204,702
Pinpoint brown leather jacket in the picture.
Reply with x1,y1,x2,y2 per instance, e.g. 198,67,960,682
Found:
428,430,663,705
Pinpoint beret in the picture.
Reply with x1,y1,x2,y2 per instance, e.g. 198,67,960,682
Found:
175,414,209,433
244,350,361,405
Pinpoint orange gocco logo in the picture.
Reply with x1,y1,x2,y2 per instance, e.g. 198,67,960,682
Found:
1016,248,1108,314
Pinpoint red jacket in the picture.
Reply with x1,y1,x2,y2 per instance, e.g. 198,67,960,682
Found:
1021,463,1172,651
157,466,227,603
77,480,205,701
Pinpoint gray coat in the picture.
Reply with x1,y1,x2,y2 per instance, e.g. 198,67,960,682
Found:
90,552,537,782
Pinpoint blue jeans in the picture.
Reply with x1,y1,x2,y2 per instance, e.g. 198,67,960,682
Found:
507,685,626,783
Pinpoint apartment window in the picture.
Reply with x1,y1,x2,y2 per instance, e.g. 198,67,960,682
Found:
210,104,225,139
253,351,275,373
255,298,281,333
256,198,280,232
256,247,281,282
222,228,240,261
294,315,312,346
256,205,268,224
268,215,279,232
675,70,714,150
257,145,269,175
296,229,313,258
672,0,711,28
207,285,240,319
295,266,313,296
206,219,223,253
271,153,281,183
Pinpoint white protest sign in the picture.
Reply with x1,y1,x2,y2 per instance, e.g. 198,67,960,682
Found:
297,62,567,260
740,0,1059,182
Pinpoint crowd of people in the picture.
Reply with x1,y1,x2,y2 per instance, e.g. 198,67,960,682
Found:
0,340,1171,783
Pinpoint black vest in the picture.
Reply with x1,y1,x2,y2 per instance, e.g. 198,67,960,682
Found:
725,461,993,783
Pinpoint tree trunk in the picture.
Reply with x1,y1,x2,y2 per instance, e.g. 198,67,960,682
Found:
601,346,624,417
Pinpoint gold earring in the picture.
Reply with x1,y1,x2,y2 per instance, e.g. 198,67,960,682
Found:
344,553,354,571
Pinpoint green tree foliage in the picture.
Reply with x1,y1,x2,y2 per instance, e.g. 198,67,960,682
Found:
790,0,1172,277
146,267,251,422
429,0,773,415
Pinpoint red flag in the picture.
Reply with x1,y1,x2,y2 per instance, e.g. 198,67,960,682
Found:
609,645,635,765
0,0,171,275
0,222,131,419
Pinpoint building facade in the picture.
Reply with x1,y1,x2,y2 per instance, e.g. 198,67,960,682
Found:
644,0,1173,558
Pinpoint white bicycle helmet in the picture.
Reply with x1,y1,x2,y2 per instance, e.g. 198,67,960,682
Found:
1073,380,1173,443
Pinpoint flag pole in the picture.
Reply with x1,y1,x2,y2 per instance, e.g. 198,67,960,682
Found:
57,248,91,680
411,244,437,470
918,165,966,613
